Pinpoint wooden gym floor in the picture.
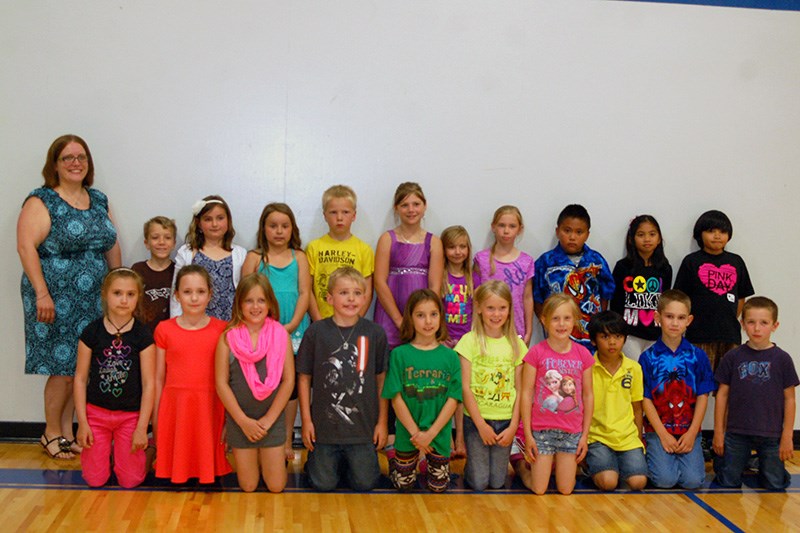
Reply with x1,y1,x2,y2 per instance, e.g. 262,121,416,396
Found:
1,442,798,532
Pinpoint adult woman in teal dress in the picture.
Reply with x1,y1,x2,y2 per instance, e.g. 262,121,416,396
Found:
17,135,121,459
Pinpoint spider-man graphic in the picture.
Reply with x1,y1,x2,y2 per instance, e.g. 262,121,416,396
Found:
564,265,602,339
650,368,695,435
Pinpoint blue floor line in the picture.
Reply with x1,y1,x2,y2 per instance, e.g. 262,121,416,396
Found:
685,492,745,533
0,467,798,495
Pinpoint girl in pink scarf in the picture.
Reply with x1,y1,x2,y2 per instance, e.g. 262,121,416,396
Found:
215,273,295,492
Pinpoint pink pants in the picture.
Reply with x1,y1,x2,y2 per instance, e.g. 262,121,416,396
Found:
81,404,146,488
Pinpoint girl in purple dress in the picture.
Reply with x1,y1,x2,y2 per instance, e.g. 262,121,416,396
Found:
374,182,444,349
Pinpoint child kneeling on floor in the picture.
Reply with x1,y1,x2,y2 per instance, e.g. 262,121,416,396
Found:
586,311,647,491
713,296,798,490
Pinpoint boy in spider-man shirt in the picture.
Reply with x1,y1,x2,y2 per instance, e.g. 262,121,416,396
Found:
639,290,716,489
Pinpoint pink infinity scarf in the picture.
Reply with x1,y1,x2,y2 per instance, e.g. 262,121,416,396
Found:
226,318,287,401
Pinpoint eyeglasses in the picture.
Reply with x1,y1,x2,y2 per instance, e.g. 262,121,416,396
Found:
59,154,88,164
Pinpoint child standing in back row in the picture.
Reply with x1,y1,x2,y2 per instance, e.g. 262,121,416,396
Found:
639,290,715,490
131,216,177,333
441,225,474,347
533,204,614,352
473,206,535,345
610,215,672,359
456,280,526,491
674,210,754,371
171,196,247,321
713,297,798,490
306,185,375,321
374,182,444,349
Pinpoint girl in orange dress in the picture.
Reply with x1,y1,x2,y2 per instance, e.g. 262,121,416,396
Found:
153,265,232,483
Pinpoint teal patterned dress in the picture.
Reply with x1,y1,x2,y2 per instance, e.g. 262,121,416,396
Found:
21,187,117,376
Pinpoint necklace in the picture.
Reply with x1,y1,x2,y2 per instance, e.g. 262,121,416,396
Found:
107,316,134,341
396,228,419,244
335,321,358,349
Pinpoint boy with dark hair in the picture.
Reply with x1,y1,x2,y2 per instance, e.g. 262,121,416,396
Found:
533,204,615,351
713,296,798,490
674,209,754,371
586,311,647,491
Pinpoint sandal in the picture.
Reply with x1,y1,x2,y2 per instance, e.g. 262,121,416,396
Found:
64,438,82,455
40,434,74,460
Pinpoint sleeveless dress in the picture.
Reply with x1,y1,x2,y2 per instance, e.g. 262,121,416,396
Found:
154,317,232,483
257,250,310,353
226,353,286,448
374,231,432,348
21,187,117,376
193,252,235,321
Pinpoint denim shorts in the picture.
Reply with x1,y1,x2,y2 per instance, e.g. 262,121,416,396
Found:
532,429,581,455
586,442,648,479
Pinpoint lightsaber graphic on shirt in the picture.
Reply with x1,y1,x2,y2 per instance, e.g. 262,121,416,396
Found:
357,336,369,373
357,336,369,394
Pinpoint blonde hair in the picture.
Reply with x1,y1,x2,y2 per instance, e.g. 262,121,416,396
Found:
440,225,474,298
225,273,280,333
322,185,357,211
472,280,520,361
540,293,581,327
399,289,449,344
657,289,691,313
143,216,177,240
185,195,235,251
488,205,523,275
327,266,367,295
101,268,144,317
393,182,427,208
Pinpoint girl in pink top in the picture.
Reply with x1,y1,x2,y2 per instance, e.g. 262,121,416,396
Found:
513,293,594,495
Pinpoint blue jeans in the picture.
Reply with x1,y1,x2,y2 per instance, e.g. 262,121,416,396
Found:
305,443,381,491
713,433,790,490
644,432,705,489
463,416,512,491
586,442,648,480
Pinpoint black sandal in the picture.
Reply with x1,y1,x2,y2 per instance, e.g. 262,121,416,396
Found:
40,434,74,460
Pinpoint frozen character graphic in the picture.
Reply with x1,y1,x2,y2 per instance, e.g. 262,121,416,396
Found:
556,375,578,414
321,336,369,425
651,368,695,435
541,369,563,413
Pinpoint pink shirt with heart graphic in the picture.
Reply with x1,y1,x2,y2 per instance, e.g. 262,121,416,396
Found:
79,318,154,412
674,249,754,345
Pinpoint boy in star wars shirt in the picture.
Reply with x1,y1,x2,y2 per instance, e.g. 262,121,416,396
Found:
297,267,388,491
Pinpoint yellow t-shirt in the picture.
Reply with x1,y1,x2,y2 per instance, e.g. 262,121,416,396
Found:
588,354,644,451
306,234,375,318
455,331,526,421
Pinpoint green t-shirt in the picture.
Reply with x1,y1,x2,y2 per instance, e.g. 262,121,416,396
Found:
455,331,526,421
382,343,462,456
